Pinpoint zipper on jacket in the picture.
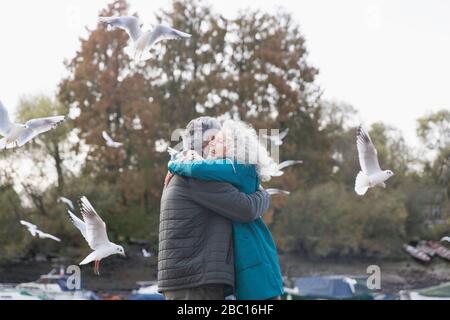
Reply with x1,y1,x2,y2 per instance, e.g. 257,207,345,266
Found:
226,235,232,264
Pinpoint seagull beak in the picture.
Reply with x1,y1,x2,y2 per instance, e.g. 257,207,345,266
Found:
121,253,127,258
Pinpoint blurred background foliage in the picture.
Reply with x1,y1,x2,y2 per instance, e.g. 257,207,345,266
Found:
0,0,448,263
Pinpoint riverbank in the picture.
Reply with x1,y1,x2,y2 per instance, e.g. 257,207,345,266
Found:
1,253,449,297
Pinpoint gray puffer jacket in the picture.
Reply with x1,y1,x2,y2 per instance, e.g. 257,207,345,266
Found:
158,175,270,293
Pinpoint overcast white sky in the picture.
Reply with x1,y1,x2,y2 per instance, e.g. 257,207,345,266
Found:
0,0,449,145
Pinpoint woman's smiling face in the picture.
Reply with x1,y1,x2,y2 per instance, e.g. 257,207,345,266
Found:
208,131,227,159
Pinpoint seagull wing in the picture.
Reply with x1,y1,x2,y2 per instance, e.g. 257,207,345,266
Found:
260,161,284,177
142,249,152,257
279,128,290,140
25,116,65,135
20,220,37,231
38,231,61,242
58,197,75,211
99,16,142,42
270,170,285,177
16,116,65,147
0,100,13,136
278,160,303,171
266,188,291,196
102,131,113,144
441,236,450,243
46,234,62,242
147,25,192,47
79,197,110,250
103,131,122,148
356,125,382,175
262,129,289,143
67,210,89,243
262,133,277,142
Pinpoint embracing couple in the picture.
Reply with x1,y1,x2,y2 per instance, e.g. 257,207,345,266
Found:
158,117,284,300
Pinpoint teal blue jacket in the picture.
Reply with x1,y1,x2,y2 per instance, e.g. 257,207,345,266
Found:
168,159,284,300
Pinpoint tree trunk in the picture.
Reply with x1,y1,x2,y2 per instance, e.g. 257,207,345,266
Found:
53,140,64,192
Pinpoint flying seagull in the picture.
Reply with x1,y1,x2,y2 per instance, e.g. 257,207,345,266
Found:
142,249,152,258
0,100,65,149
355,125,394,196
102,131,123,148
262,128,290,146
271,160,303,177
57,197,75,211
261,160,302,178
66,197,126,275
279,160,303,171
266,189,291,196
20,220,61,242
98,16,191,61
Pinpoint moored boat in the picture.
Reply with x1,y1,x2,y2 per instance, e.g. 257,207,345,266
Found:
1,268,99,300
403,244,431,262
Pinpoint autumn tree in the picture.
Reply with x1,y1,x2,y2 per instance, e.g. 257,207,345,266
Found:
224,9,332,186
59,0,166,216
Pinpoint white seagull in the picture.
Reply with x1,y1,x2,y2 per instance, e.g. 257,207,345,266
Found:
142,249,152,258
98,16,192,61
441,236,450,243
20,220,61,242
261,160,302,178
0,100,65,149
262,128,290,146
266,189,291,196
271,160,303,177
57,197,75,211
66,197,126,275
102,131,123,149
355,125,394,196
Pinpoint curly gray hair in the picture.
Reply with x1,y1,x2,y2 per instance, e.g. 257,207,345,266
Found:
221,120,278,182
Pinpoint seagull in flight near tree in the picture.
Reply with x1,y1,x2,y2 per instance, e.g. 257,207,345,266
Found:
355,125,394,196
270,160,303,177
142,248,152,258
102,131,123,149
66,197,126,275
260,159,302,178
0,99,65,149
20,220,61,242
99,16,191,61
